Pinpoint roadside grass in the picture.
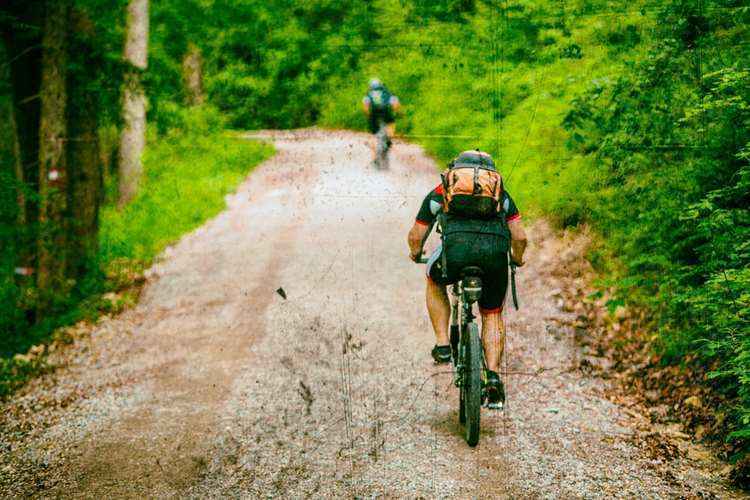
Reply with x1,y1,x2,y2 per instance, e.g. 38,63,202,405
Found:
99,133,273,266
0,127,273,398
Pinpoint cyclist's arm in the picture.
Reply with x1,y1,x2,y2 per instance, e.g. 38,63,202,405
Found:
390,96,401,113
362,97,371,114
410,188,441,260
508,219,528,266
407,221,430,261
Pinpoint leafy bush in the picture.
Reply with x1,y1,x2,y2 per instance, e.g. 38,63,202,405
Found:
563,0,750,458
151,101,226,137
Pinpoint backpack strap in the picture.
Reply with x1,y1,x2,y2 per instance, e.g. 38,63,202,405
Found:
437,212,449,280
494,175,500,210
441,170,451,212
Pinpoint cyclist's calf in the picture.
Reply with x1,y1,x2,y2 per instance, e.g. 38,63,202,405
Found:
480,310,505,372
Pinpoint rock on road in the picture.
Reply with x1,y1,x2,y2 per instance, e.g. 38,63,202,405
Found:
0,130,741,498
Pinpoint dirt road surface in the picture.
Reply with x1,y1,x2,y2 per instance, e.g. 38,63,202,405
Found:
0,130,742,498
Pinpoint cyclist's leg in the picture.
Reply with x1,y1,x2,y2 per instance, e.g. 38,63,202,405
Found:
480,310,504,372
426,277,450,346
480,271,508,407
368,114,379,158
478,252,509,373
385,122,395,138
384,109,396,145
426,246,453,346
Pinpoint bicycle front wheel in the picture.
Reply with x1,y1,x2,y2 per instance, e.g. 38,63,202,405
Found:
462,323,482,447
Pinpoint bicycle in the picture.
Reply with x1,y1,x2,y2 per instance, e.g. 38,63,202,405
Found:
417,257,489,447
373,120,391,170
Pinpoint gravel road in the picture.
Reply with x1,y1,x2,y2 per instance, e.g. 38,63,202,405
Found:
0,130,742,498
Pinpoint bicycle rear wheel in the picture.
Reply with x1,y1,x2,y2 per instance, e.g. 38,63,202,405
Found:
462,323,482,447
376,135,387,169
456,322,466,424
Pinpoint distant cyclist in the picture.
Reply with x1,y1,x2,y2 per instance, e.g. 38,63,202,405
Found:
362,79,400,162
406,150,528,409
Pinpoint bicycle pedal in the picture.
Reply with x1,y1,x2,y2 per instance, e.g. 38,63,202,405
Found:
485,401,504,411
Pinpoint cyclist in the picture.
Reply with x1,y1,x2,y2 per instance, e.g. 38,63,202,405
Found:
406,150,528,408
362,78,400,159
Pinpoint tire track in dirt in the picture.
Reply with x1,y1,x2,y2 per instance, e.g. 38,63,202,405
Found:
0,129,742,498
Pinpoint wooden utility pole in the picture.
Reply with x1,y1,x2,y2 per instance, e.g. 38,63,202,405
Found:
36,0,70,313
117,0,149,207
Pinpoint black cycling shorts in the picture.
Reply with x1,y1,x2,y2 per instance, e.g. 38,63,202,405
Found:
426,232,509,312
368,109,395,133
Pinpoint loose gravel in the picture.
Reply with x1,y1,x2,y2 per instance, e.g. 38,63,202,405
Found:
0,130,743,498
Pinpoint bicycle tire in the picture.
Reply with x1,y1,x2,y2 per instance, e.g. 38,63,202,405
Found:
459,380,466,424
464,323,482,447
455,323,465,424
450,323,460,364
376,134,387,169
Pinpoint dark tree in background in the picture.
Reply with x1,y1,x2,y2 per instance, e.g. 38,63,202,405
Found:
0,0,126,345
67,7,102,279
36,0,70,315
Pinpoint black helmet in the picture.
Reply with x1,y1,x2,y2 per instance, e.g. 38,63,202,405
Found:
449,150,496,170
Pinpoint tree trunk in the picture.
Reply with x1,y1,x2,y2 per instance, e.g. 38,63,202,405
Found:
117,0,149,207
36,0,70,314
182,43,204,106
0,39,25,227
67,9,102,279
4,0,43,239
10,87,25,227
3,2,43,324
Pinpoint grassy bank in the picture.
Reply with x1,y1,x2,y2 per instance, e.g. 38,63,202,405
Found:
100,133,273,267
0,114,273,397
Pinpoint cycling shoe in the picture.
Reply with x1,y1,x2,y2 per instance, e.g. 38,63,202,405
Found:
431,345,452,364
485,370,505,410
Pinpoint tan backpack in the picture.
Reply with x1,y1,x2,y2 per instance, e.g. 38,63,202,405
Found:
441,165,503,218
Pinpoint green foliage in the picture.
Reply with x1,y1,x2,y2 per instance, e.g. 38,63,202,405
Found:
564,0,750,457
151,0,377,129
318,0,650,213
0,356,50,400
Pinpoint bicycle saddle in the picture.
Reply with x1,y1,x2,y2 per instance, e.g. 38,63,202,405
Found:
460,266,484,278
